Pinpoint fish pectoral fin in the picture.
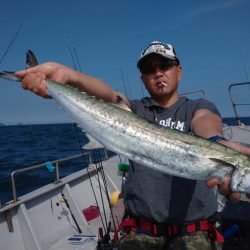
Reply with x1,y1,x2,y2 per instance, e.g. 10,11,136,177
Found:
208,158,235,179
83,133,104,149
209,158,235,168
111,95,132,112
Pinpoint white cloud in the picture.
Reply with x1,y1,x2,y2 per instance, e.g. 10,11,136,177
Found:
179,0,247,22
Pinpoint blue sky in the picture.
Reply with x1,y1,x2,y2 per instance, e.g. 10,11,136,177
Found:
1,0,250,124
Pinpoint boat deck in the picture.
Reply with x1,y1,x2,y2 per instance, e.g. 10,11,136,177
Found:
0,155,123,250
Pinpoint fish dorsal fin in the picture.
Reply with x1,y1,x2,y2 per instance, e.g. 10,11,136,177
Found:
111,95,132,112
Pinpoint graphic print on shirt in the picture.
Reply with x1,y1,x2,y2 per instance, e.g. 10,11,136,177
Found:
158,117,185,131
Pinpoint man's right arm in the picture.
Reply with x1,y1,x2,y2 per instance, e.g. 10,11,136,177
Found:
15,62,128,104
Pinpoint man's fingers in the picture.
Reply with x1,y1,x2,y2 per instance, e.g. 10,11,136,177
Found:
206,177,231,196
207,177,243,202
228,192,241,202
15,69,27,78
21,72,50,98
217,177,231,196
15,65,38,78
206,178,222,188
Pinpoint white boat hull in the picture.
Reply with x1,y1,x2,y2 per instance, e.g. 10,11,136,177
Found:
223,125,250,147
0,155,122,250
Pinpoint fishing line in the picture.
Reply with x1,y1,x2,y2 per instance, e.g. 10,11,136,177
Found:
19,123,83,233
66,42,77,71
0,24,23,65
92,148,111,232
65,31,82,72
139,78,145,98
120,68,131,99
124,71,132,99
65,33,108,231
66,32,117,235
72,124,100,204
73,46,82,73
234,42,250,92
100,168,118,232
93,159,109,233
236,47,249,82
60,190,82,234
71,123,107,230
94,148,117,231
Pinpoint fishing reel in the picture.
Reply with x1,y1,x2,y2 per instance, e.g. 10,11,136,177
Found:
97,222,117,250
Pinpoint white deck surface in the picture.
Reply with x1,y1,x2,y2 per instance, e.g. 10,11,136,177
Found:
0,155,123,250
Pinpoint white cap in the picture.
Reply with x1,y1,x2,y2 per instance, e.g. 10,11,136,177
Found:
137,41,179,70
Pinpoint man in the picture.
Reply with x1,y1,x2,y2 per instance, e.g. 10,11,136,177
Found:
16,41,250,249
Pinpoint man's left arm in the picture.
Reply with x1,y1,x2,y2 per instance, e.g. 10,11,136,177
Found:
191,109,250,200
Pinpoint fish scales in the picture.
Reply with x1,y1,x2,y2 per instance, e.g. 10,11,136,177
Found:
1,68,250,193
46,80,250,194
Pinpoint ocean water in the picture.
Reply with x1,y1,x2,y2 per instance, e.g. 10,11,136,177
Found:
0,123,115,204
0,118,249,204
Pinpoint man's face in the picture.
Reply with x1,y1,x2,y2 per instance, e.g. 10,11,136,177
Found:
140,55,182,100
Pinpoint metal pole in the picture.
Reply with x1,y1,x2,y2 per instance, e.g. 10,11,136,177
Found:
11,173,17,203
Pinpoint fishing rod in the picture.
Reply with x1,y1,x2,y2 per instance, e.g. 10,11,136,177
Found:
1,45,58,192
65,32,116,234
236,46,249,82
139,77,146,98
235,43,250,94
65,31,82,72
93,157,109,231
93,148,117,231
92,148,119,249
121,67,145,100
0,29,43,161
65,32,103,210
65,33,119,249
0,24,23,65
72,123,107,230
120,68,132,99
60,190,82,234
24,49,84,235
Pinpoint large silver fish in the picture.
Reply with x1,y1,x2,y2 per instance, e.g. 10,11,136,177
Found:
1,51,250,194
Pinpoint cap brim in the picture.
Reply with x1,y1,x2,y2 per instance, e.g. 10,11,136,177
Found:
137,52,177,70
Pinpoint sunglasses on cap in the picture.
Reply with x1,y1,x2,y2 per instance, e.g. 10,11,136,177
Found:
140,60,178,75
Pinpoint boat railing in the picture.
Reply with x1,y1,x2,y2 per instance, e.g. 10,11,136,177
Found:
11,152,92,203
228,81,250,126
179,89,206,99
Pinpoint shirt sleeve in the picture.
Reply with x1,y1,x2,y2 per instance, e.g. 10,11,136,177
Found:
128,99,144,114
128,99,136,112
194,98,221,117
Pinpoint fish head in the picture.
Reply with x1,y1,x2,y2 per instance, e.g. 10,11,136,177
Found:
231,167,250,193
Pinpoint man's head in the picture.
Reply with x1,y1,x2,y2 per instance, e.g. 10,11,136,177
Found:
137,41,181,106
137,41,180,72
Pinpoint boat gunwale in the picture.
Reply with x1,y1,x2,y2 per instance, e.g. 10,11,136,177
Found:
0,163,97,213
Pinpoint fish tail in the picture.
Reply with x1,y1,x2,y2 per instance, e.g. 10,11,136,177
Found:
0,49,38,82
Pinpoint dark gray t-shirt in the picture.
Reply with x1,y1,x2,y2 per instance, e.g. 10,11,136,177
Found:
124,96,221,224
